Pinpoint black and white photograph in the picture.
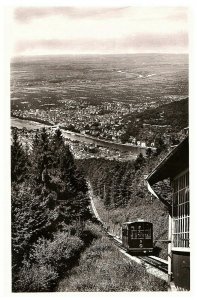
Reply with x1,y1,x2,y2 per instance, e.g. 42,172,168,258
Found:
1,0,194,295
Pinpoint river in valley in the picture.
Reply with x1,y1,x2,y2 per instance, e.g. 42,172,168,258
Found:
11,117,151,157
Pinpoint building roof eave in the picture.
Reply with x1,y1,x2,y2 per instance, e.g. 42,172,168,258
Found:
146,136,189,185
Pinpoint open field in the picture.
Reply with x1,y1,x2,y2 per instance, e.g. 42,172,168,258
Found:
11,54,188,109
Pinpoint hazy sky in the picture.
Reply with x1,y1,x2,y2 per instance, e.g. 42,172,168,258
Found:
11,6,188,56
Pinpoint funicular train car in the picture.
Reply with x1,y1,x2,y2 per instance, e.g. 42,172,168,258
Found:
122,220,153,254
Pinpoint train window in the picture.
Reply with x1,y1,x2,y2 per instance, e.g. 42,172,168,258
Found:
144,229,151,239
137,225,144,238
172,170,190,249
144,223,152,239
130,226,138,238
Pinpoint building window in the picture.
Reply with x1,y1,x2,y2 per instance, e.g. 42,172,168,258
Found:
172,170,189,249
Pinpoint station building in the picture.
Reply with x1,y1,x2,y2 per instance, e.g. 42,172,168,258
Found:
146,136,189,291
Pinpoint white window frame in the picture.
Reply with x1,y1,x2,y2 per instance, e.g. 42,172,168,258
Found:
172,169,189,251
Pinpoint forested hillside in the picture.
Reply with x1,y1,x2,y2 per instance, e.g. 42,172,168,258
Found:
11,127,92,292
11,126,169,292
77,148,172,259
121,98,188,144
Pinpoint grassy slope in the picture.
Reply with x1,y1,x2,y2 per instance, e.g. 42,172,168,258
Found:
57,223,167,292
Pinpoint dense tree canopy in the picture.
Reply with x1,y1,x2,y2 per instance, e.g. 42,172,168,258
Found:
11,127,91,292
77,145,170,211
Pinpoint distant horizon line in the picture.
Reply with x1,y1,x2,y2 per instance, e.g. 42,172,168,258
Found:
12,52,188,59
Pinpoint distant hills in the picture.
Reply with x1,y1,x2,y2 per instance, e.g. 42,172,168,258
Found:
134,97,188,129
121,98,188,144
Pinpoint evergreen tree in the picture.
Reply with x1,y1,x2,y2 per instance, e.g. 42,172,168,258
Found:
50,128,64,169
11,128,28,183
155,136,166,155
146,147,153,158
12,183,59,268
134,153,146,170
118,169,131,207
30,128,51,184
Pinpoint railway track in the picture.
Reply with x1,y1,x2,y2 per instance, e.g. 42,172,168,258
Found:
88,183,168,281
138,256,168,273
107,232,168,280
